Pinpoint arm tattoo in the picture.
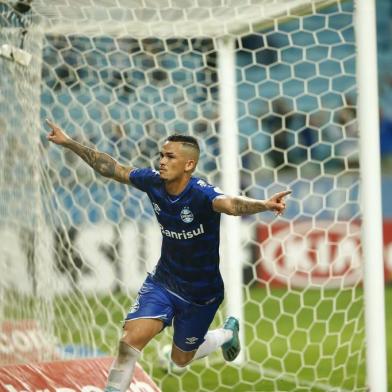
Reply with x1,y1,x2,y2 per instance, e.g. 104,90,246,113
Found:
67,140,116,178
231,196,266,216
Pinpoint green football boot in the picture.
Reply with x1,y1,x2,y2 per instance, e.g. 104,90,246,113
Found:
221,316,241,362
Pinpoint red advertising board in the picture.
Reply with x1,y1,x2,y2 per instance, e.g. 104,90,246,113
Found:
0,320,58,366
0,357,160,392
256,220,392,288
383,220,392,281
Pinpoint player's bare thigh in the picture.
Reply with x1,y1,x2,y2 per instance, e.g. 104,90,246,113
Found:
122,318,164,350
170,343,196,367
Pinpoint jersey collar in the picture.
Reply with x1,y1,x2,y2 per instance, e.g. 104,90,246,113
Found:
164,177,193,203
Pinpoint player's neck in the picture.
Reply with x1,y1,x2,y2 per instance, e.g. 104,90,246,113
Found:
164,176,191,196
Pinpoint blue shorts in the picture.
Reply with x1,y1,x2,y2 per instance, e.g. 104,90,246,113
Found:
125,275,223,352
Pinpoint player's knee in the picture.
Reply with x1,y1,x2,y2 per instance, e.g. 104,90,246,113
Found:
121,328,146,350
171,356,190,367
171,350,194,367
121,319,163,350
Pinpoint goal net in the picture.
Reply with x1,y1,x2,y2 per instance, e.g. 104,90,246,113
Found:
0,0,374,390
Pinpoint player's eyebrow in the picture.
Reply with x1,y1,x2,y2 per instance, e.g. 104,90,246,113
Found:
159,150,176,157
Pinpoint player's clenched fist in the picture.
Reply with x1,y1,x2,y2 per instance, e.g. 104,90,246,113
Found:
46,119,70,146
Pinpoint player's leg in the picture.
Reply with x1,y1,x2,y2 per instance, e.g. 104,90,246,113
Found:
169,296,240,367
171,316,240,366
105,276,175,392
105,318,163,392
122,317,163,350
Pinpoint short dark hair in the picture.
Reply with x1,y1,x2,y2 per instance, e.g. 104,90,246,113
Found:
166,134,200,152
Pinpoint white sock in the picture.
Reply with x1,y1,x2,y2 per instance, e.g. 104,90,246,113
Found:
105,341,141,392
193,328,233,361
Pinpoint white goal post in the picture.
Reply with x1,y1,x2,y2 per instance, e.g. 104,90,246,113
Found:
356,0,387,390
0,0,387,391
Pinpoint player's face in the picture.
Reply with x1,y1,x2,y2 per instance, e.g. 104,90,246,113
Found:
159,142,194,181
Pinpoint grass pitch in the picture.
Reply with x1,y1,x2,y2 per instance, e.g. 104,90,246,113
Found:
147,286,368,392
21,285,392,391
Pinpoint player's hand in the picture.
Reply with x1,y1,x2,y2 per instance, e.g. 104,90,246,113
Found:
46,119,70,146
265,190,292,216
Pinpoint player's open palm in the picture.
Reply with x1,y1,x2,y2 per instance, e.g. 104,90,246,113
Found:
265,190,291,216
46,119,70,146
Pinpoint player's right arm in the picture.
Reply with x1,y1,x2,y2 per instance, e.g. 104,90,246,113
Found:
46,119,132,184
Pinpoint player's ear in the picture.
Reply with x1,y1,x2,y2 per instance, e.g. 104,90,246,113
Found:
185,159,196,173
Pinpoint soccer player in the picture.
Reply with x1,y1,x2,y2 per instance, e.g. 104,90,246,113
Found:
46,119,291,392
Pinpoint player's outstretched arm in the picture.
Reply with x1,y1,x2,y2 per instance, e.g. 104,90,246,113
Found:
212,190,291,216
45,119,132,184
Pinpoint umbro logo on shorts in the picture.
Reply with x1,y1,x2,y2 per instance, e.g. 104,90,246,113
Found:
185,337,199,345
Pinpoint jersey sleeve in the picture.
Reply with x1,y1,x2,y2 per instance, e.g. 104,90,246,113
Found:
129,168,160,192
195,179,225,203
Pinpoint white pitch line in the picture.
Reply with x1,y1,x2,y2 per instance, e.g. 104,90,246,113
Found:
243,362,354,392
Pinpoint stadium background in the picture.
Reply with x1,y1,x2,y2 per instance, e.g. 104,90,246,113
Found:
0,0,392,391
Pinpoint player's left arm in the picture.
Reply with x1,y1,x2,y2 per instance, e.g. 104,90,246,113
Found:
212,190,291,216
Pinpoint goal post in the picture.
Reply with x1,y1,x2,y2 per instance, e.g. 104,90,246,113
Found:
218,36,244,364
356,0,387,390
0,0,388,391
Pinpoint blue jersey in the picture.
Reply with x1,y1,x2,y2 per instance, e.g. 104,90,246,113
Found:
129,168,225,304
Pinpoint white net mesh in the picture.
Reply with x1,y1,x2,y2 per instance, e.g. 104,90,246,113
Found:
0,0,366,390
